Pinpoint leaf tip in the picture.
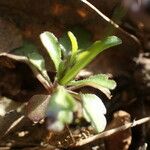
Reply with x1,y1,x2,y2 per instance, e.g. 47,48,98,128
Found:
108,36,122,45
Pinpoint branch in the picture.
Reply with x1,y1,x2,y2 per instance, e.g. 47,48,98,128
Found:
81,0,141,47
73,116,150,146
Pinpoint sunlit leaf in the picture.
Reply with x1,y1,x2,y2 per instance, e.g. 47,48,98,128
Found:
14,41,50,82
68,74,116,98
26,94,51,122
69,74,116,89
59,36,122,85
58,110,73,124
40,31,62,71
81,94,107,133
46,86,76,131
68,31,78,65
48,86,76,112
28,52,50,82
68,31,78,54
59,27,92,52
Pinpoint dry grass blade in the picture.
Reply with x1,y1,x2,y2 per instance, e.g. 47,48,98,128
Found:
0,111,24,139
73,116,150,147
4,116,24,135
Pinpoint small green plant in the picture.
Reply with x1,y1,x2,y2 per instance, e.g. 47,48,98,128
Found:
25,31,121,133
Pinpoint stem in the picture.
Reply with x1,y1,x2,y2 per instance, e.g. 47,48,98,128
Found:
67,90,81,102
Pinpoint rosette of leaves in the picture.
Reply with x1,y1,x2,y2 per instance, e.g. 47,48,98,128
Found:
25,31,121,132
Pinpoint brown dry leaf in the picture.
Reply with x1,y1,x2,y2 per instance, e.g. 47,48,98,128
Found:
26,94,50,123
105,110,132,150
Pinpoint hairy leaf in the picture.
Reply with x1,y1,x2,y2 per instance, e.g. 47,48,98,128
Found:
68,74,116,98
28,52,50,82
81,94,107,132
40,31,62,71
46,86,76,131
47,86,76,112
59,36,122,85
68,74,116,89
14,41,50,82
58,110,73,124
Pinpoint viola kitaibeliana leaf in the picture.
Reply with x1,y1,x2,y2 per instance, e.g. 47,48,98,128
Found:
81,94,107,133
40,31,62,71
68,31,78,55
46,86,76,131
68,74,116,98
14,41,50,83
59,36,122,85
67,31,78,64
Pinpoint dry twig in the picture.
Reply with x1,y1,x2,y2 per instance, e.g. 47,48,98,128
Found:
73,116,150,146
81,0,141,47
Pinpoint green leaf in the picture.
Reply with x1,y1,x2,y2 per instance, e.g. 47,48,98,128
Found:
68,31,78,65
14,41,50,82
58,110,73,124
40,31,62,71
81,94,107,133
28,52,50,82
68,74,116,89
68,31,78,54
56,60,65,80
59,27,92,53
26,94,51,122
46,86,76,131
68,74,116,98
59,36,122,85
71,27,92,50
48,86,76,111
